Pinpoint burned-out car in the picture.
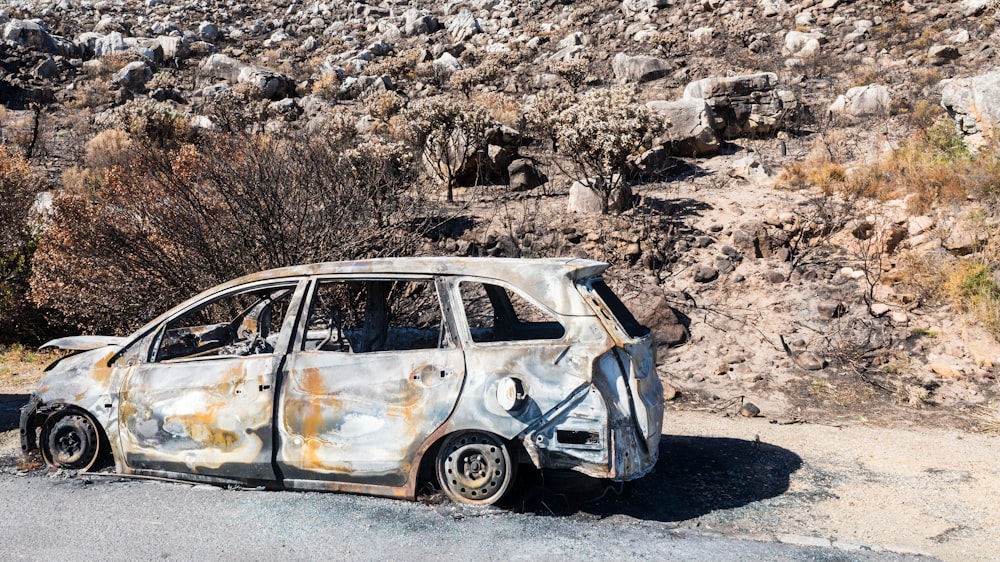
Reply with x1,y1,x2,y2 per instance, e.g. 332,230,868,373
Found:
21,257,663,504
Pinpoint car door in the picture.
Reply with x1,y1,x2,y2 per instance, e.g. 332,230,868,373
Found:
275,277,464,487
117,280,306,480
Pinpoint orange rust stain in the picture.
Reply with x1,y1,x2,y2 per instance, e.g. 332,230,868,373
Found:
88,350,117,388
299,368,328,395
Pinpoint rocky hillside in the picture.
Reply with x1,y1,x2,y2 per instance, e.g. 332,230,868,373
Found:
3,0,1000,428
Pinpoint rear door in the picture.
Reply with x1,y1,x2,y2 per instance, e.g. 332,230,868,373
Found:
275,277,464,487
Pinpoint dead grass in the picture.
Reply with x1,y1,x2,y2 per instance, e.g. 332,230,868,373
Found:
970,402,1000,434
779,118,1000,213
0,344,61,390
941,261,1000,340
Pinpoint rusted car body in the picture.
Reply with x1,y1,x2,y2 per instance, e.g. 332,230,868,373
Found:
21,257,663,504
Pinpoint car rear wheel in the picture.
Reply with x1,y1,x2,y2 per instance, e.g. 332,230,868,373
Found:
435,431,516,505
41,411,102,471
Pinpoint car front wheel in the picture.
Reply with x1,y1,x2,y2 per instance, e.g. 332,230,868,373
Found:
41,411,103,471
435,431,516,505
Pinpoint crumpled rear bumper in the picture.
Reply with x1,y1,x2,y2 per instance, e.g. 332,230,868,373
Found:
519,383,661,481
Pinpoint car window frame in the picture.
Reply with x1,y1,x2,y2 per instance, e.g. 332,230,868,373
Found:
146,279,307,364
453,277,569,347
294,274,455,355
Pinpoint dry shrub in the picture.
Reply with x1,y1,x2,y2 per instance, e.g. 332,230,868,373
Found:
60,166,104,197
31,131,429,334
365,52,419,80
0,144,51,343
551,57,590,91
471,91,522,129
842,118,998,212
941,261,1000,339
549,86,662,213
311,72,343,99
365,91,404,123
778,136,849,194
971,402,1000,434
84,129,133,169
404,95,493,203
781,118,1000,212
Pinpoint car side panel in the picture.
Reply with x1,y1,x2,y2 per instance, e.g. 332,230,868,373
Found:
276,348,464,487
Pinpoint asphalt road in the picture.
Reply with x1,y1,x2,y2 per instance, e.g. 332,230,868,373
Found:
0,470,932,562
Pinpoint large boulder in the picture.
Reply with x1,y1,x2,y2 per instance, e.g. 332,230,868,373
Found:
612,53,671,84
201,53,295,100
111,61,153,91
3,19,58,53
403,9,439,35
783,30,825,59
828,84,891,118
646,98,719,156
940,70,1000,151
683,72,797,138
448,10,481,41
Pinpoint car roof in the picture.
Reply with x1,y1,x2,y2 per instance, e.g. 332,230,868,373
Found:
228,256,609,285
125,257,610,344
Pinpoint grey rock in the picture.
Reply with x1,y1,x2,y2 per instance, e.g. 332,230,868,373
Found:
4,19,58,53
783,30,825,59
729,155,770,183
198,21,219,42
929,44,961,65
269,98,303,121
300,36,318,52
684,72,797,138
828,84,891,118
93,31,126,57
962,0,990,16
32,57,58,79
621,0,669,17
111,60,153,90
433,51,463,75
448,10,481,42
739,402,761,417
796,352,826,371
403,9,439,36
694,265,719,283
940,70,1000,151
508,158,547,192
568,178,633,214
817,301,847,319
646,98,719,156
612,53,670,83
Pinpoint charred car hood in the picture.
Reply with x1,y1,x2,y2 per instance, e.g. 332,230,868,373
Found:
41,335,127,351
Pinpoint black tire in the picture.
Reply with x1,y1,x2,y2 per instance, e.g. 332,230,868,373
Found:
435,431,516,505
41,412,102,471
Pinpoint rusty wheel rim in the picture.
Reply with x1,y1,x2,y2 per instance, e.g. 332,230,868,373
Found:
437,431,513,504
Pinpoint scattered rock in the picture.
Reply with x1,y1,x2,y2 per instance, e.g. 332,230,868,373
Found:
612,53,671,84
694,265,720,283
508,158,547,192
929,363,963,379
828,85,890,118
818,301,847,319
740,402,761,417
